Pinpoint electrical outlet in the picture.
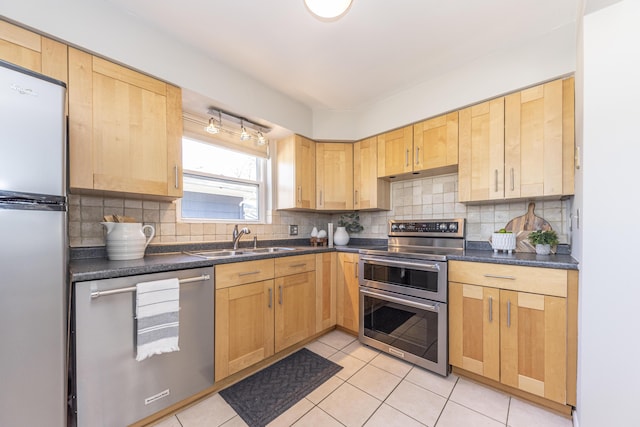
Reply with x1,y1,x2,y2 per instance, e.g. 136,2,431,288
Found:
289,225,298,236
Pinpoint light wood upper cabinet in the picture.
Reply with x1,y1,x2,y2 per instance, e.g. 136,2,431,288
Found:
68,48,183,200
316,142,354,210
276,134,316,210
413,111,459,171
448,260,578,408
0,20,67,83
458,98,506,202
459,77,574,202
377,125,414,177
504,78,575,199
354,137,390,210
336,253,359,334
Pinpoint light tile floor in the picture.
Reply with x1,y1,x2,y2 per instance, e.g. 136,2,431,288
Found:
152,330,573,427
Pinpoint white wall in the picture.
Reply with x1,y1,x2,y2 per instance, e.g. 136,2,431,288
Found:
1,1,575,142
577,1,640,426
314,23,577,140
0,0,314,137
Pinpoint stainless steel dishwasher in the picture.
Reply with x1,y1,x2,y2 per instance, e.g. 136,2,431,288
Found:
71,267,214,426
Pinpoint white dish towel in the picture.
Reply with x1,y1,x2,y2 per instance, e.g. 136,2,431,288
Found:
135,278,180,361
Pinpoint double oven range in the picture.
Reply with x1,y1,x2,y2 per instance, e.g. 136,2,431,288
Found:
358,219,465,377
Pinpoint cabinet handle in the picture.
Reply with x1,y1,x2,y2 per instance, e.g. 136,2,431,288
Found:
354,190,358,206
494,169,498,192
415,147,420,165
483,274,515,280
174,165,179,189
355,266,358,280
278,285,283,305
507,300,511,328
297,186,301,203
289,263,307,268
238,270,260,277
268,287,273,308
405,149,409,167
510,167,515,191
489,296,493,322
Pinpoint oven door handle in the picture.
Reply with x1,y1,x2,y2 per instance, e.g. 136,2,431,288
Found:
360,256,441,272
360,287,440,313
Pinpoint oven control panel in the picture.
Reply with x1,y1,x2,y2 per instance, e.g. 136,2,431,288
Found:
388,219,465,238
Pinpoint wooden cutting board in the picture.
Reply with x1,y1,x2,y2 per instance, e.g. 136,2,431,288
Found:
505,202,551,232
503,202,553,253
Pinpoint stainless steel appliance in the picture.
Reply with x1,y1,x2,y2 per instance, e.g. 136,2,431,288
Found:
359,219,465,376
72,267,215,426
0,60,67,426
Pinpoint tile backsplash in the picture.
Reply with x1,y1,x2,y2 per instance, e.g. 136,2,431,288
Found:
69,173,571,248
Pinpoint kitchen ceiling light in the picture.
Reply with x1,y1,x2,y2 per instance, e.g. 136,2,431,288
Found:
240,120,251,141
304,0,353,20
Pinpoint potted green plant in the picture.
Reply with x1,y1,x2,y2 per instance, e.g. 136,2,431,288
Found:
527,230,559,255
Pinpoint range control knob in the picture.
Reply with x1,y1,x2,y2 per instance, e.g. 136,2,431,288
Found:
449,223,458,232
398,224,406,231
439,223,447,231
391,224,399,232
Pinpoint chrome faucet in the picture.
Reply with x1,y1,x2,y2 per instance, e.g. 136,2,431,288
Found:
232,225,251,250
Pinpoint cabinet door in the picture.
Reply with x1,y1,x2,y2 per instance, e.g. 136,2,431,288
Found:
316,143,353,210
68,48,182,199
354,137,390,210
500,290,567,403
336,253,359,334
274,271,316,353
505,79,565,199
215,280,274,381
276,135,316,209
0,21,67,83
458,98,505,202
316,252,337,332
377,125,413,177
296,136,316,209
449,282,500,381
413,112,458,171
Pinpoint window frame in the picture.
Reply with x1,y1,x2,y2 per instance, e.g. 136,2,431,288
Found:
177,138,268,224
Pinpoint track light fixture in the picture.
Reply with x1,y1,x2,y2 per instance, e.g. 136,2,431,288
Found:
240,120,251,141
205,107,271,145
205,110,221,134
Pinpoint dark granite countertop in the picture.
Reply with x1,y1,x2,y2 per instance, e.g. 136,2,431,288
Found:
448,249,578,270
69,238,577,282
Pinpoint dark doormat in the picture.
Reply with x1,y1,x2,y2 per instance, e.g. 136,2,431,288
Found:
219,348,342,427
365,305,415,334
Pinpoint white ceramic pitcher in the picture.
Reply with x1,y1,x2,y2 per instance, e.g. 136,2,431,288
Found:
101,222,155,261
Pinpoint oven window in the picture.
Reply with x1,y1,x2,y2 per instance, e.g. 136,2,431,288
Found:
362,293,439,364
363,262,439,293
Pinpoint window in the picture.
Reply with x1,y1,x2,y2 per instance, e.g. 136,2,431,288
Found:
180,137,266,222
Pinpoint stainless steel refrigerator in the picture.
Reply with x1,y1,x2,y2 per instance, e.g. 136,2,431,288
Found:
0,60,67,426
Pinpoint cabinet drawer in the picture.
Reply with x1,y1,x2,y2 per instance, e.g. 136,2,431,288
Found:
274,254,316,277
449,260,568,297
216,259,274,289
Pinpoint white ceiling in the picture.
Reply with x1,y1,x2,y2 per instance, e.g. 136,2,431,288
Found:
103,0,580,115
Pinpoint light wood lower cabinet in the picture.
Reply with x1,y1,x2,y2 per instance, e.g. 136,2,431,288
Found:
316,252,337,332
449,260,578,408
215,255,316,381
336,253,359,334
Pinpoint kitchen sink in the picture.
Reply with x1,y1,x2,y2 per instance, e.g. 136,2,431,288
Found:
248,247,296,253
184,247,297,259
184,250,250,259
